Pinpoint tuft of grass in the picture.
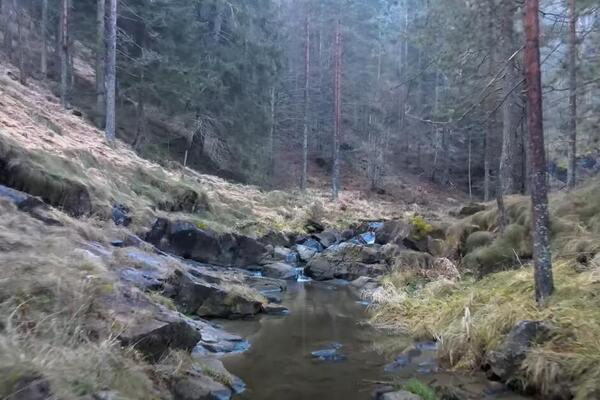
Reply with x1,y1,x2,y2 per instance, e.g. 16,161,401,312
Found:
402,378,437,400
410,215,433,240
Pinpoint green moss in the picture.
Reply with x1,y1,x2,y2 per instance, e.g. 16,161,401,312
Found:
410,215,433,240
403,378,437,400
464,231,494,254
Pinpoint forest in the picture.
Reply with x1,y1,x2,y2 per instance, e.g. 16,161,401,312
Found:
0,0,599,399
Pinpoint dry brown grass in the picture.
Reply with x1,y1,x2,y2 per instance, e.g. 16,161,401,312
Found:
0,200,162,399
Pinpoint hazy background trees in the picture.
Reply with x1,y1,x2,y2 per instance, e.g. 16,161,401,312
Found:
0,0,598,193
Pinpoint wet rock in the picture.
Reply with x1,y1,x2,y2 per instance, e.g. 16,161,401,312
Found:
272,246,292,262
311,343,346,362
296,244,318,262
170,371,232,400
171,270,264,318
306,257,387,281
260,262,298,280
111,203,132,227
485,320,553,383
192,358,245,395
360,231,376,245
146,218,268,267
312,229,340,248
262,303,289,315
106,286,245,362
306,243,389,281
341,229,355,241
0,184,62,225
2,374,51,400
380,390,422,400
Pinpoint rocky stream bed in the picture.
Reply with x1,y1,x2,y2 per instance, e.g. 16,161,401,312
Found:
1,184,538,400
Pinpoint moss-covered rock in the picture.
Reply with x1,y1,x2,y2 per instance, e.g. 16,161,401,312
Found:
464,231,494,254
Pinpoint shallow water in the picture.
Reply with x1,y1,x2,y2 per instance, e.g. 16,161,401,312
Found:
219,281,530,400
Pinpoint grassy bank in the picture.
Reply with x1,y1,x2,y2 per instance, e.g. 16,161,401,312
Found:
371,179,600,399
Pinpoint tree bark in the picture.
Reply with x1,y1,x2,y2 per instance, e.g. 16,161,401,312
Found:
523,0,553,304
499,0,522,195
567,0,577,189
301,12,310,191
332,19,342,200
96,0,106,127
268,86,276,184
105,0,117,143
59,0,69,107
41,0,48,77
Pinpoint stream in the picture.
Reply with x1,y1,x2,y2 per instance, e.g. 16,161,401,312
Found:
218,281,531,400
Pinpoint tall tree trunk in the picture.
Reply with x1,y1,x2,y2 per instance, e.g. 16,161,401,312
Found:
3,0,12,59
332,19,342,200
483,0,497,202
269,86,276,184
15,0,25,85
96,0,106,127
59,0,69,108
567,0,577,189
523,0,553,304
499,0,521,195
105,0,117,143
301,13,310,191
41,0,48,77
213,0,223,43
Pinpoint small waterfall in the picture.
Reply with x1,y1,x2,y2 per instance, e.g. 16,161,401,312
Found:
295,267,311,282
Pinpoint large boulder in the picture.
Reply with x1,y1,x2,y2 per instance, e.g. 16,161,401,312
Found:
102,285,247,362
260,262,298,280
485,320,553,384
312,230,341,248
305,243,390,281
145,218,268,267
374,220,411,246
170,270,265,318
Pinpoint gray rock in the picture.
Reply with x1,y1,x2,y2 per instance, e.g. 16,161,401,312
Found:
260,262,298,280
0,184,61,225
305,243,389,281
170,372,232,400
296,244,317,262
146,218,268,267
312,230,340,248
171,270,264,318
381,390,422,400
262,303,289,315
111,203,132,227
106,285,245,361
374,220,411,245
485,320,553,382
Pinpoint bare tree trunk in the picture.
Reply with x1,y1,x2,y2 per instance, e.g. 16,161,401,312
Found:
213,0,223,43
15,0,26,85
499,0,521,196
269,86,276,184
105,0,117,143
41,0,48,77
301,12,310,191
567,0,577,189
468,128,472,200
2,0,13,59
59,0,69,108
332,19,342,200
96,0,106,127
523,0,553,304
